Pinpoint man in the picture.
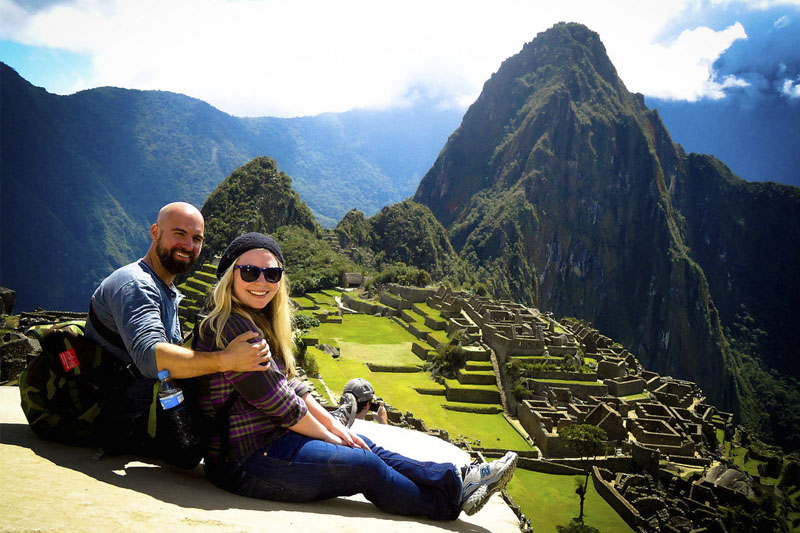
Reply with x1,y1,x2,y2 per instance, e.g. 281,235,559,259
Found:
333,378,388,427
86,202,271,460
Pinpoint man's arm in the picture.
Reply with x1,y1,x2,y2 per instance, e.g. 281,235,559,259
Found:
154,331,271,378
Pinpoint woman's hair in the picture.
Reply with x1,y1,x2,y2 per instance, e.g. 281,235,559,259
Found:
200,251,296,378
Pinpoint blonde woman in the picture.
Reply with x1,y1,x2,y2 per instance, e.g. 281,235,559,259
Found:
193,232,517,520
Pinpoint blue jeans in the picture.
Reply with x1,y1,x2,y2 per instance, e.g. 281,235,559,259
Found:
217,432,463,521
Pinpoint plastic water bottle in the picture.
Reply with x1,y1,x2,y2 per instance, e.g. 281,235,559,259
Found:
157,369,198,452
157,369,185,410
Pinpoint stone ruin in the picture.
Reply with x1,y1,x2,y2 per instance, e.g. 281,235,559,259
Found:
423,286,742,531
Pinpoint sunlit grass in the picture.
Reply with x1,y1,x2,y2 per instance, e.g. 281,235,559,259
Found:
428,329,449,344
308,291,338,307
313,314,419,345
620,391,650,401
507,469,634,532
292,296,315,309
307,314,531,451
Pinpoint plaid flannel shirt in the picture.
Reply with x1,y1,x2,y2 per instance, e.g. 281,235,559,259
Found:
194,313,309,463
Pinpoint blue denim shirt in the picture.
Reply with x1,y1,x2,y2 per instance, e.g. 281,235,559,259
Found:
85,259,184,379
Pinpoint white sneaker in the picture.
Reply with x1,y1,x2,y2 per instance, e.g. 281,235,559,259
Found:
460,451,518,515
331,392,357,428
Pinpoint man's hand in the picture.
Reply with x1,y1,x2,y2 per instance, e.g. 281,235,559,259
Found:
220,331,272,372
374,401,388,424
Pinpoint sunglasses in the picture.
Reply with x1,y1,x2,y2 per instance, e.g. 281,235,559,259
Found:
235,264,284,283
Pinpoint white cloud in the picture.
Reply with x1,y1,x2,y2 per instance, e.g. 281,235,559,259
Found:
781,78,800,97
774,14,792,27
0,0,782,115
611,22,748,101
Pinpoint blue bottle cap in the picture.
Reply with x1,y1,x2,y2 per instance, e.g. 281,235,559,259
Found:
157,369,170,380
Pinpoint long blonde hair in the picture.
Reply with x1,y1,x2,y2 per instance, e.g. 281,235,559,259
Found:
201,253,296,378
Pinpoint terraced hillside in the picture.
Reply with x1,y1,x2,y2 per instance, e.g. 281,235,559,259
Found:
177,261,218,331
304,292,533,452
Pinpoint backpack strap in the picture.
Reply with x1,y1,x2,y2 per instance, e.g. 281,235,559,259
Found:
88,301,142,379
206,389,240,484
88,301,126,351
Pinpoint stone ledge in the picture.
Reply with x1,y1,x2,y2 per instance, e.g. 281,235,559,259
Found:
0,386,521,532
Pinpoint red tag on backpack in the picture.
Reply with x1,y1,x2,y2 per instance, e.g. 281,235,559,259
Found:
58,348,79,372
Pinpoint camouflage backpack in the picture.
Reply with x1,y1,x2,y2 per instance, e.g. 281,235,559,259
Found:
18,320,134,446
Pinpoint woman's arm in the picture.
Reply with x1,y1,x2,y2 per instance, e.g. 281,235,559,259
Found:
209,314,311,429
302,392,369,450
288,410,345,445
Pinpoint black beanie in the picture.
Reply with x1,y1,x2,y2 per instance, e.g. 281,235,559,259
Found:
217,232,284,279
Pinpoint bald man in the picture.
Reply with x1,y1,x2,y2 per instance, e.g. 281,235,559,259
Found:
86,202,271,461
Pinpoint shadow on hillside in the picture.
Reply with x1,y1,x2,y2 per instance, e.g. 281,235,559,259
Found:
0,422,491,533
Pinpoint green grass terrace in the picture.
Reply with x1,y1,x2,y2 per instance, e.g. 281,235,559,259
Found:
508,469,634,532
304,314,532,452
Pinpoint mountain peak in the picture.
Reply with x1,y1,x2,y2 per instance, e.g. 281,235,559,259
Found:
414,22,647,227
413,22,800,448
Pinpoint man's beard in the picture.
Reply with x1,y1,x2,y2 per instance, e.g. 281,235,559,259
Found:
156,239,197,275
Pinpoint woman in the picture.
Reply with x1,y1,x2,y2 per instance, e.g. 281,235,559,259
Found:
193,232,517,520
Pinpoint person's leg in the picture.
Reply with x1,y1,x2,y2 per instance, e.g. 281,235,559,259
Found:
359,435,462,494
357,435,518,517
98,376,201,469
225,431,462,520
98,376,156,455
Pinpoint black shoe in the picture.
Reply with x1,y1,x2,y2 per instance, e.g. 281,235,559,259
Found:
331,392,357,427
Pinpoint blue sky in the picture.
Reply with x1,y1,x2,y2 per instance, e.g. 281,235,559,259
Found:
1,0,799,118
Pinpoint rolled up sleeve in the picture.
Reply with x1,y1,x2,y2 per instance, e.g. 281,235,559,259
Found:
110,280,169,378
290,378,311,399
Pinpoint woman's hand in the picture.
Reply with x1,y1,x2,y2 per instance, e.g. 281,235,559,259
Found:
321,431,345,446
299,392,370,450
329,420,370,450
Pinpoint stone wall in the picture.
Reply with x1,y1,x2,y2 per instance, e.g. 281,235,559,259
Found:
444,385,500,404
551,456,635,471
386,284,436,303
411,341,433,361
446,316,479,337
379,292,413,311
528,378,608,400
341,294,398,317
597,358,627,379
631,441,661,472
0,287,15,315
518,460,585,475
483,328,545,359
591,466,644,530
628,418,683,447
605,376,646,396
424,315,446,331
529,370,597,382
0,332,36,382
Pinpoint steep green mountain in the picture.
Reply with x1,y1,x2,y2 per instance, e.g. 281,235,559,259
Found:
335,201,463,283
194,156,356,296
0,61,460,312
196,156,320,268
414,23,800,448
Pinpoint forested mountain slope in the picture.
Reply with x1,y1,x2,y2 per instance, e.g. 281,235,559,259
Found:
414,23,800,448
